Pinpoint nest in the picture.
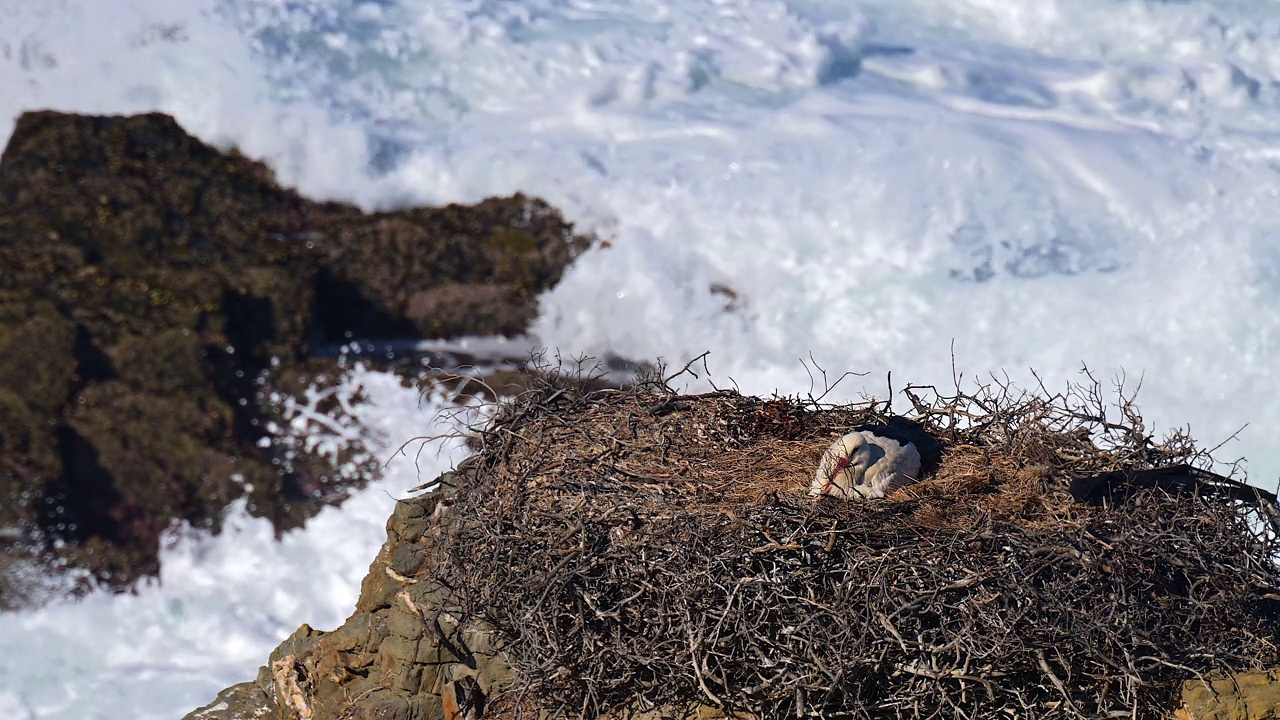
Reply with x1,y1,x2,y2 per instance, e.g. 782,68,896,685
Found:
429,366,1280,720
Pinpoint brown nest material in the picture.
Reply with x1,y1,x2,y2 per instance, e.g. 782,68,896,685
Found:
428,366,1280,720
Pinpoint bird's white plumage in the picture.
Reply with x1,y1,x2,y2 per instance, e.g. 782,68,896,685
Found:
810,430,923,500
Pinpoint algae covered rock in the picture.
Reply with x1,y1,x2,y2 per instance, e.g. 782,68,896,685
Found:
0,110,591,598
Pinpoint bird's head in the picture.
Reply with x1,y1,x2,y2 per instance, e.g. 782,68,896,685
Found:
810,432,875,499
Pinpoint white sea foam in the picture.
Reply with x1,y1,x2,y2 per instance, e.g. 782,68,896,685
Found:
4,0,1280,717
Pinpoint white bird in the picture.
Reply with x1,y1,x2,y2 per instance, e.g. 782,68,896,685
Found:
810,418,942,500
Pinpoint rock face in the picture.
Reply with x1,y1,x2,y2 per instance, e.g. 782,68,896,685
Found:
1177,671,1280,720
184,464,512,720
0,111,590,599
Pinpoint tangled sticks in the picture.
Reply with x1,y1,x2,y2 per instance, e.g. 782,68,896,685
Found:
429,370,1280,719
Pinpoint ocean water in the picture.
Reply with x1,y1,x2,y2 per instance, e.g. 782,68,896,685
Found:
4,0,1280,717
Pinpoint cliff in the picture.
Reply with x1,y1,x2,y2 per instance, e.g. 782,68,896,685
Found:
185,373,1280,720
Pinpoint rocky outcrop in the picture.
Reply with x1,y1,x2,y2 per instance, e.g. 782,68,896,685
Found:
186,381,1280,720
0,111,591,599
184,463,511,720
1177,671,1280,720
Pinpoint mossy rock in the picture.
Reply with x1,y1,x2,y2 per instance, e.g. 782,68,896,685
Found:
0,110,593,596
0,300,76,414
0,388,56,532
112,329,206,393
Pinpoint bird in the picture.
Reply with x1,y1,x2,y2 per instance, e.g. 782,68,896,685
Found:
810,417,943,500
1069,464,1279,507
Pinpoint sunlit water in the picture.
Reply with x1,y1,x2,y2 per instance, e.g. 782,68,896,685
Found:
4,0,1280,717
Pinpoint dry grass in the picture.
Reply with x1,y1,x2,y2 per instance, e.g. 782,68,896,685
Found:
424,361,1280,720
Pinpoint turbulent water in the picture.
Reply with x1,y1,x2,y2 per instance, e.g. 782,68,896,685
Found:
4,0,1280,717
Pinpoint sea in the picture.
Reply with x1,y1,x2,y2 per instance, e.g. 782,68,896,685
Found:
2,0,1280,717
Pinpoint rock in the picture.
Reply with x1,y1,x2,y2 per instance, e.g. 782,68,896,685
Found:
1177,670,1280,720
182,480,499,720
0,111,591,601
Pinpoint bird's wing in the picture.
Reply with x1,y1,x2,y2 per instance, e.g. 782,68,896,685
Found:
858,417,943,472
1071,465,1280,507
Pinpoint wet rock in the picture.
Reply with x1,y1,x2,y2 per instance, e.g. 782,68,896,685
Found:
0,111,591,601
